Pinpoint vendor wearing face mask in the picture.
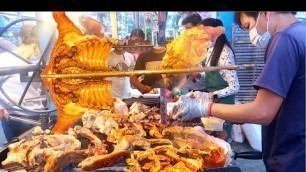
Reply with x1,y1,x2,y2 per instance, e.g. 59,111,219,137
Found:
169,12,305,171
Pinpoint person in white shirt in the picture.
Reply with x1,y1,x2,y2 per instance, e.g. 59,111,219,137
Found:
107,43,135,100
0,25,43,147
200,18,240,105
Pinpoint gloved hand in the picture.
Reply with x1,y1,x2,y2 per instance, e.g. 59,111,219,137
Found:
171,94,212,121
185,91,212,100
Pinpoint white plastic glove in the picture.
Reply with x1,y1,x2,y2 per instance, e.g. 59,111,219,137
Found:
185,91,212,100
171,94,212,121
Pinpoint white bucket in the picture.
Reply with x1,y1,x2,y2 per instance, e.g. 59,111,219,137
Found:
242,123,262,151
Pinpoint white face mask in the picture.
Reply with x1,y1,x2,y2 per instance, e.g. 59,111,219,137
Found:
249,12,271,48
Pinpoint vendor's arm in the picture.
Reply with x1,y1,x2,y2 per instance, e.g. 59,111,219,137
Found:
213,46,240,98
130,54,152,94
211,88,283,125
173,32,299,125
130,76,152,94
211,33,299,126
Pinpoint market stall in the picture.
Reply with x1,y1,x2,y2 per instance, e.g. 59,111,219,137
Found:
0,12,264,172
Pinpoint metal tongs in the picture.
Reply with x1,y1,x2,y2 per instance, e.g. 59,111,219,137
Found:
40,64,255,79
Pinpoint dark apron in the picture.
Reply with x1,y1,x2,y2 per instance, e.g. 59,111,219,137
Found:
205,71,235,104
205,70,235,138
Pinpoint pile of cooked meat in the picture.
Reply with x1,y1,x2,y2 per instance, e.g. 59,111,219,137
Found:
1,102,233,172
16,10,232,171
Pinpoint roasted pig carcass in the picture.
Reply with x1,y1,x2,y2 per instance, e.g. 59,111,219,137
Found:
41,12,117,134
161,25,225,88
162,25,225,69
1,135,81,169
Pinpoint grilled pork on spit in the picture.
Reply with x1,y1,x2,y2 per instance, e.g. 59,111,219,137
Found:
162,25,225,69
41,12,117,134
161,24,225,89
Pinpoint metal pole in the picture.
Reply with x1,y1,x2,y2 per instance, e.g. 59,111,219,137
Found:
18,70,39,105
110,12,118,39
0,65,40,76
40,64,255,79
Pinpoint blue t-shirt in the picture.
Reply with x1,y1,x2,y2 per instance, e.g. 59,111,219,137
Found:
253,21,305,172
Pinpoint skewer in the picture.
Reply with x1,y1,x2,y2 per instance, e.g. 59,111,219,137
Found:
113,45,154,48
40,64,255,79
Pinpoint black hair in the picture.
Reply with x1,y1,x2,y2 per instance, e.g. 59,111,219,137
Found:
234,11,298,29
234,12,260,29
130,28,145,40
202,18,234,67
181,13,202,26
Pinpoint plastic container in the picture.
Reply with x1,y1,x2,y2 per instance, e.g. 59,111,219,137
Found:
201,117,225,131
242,123,262,151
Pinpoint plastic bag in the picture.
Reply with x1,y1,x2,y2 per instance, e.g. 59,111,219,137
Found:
242,124,262,151
231,124,245,143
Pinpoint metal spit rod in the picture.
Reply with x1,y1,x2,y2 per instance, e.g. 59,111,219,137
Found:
40,64,255,79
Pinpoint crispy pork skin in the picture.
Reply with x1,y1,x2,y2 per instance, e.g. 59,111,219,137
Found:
44,149,90,172
1,135,81,168
79,150,130,171
41,12,117,134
